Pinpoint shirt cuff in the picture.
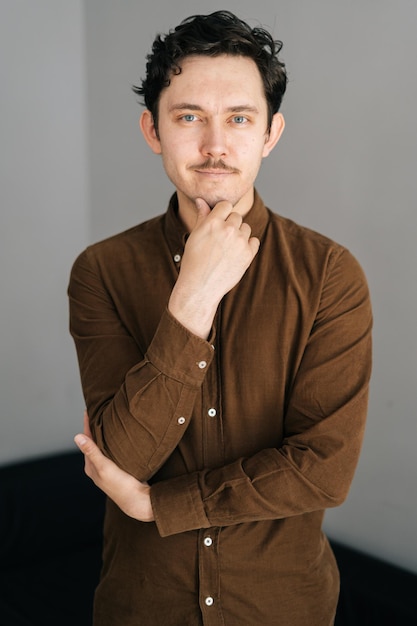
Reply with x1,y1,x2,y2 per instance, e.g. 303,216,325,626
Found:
151,472,210,537
146,308,215,388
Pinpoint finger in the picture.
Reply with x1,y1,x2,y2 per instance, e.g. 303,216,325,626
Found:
209,199,235,220
74,432,93,453
83,409,94,439
248,236,261,257
74,432,108,480
225,211,243,228
74,433,104,468
74,434,103,487
239,222,252,237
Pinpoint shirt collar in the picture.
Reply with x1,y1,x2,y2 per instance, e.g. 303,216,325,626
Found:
163,189,270,258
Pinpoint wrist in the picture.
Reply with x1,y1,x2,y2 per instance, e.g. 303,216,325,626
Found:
168,288,218,339
133,482,154,522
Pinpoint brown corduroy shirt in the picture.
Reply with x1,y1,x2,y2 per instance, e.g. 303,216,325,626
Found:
68,191,372,626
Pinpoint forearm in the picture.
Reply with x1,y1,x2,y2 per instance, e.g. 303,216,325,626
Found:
69,198,257,479
152,249,373,536
68,245,214,482
76,381,368,531
83,310,215,481
151,384,369,536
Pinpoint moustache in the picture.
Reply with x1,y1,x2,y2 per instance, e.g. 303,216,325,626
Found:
190,159,239,173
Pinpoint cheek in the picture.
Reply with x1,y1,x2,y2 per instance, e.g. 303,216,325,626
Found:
162,137,193,167
242,140,266,168
241,133,265,154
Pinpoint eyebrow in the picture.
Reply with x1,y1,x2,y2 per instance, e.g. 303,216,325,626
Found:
169,103,260,114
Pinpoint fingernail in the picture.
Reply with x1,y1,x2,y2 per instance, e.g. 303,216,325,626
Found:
75,435,87,447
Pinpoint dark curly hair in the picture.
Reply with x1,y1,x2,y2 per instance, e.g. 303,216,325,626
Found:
133,11,287,132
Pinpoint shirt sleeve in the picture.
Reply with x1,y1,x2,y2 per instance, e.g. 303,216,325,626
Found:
68,247,215,481
150,248,373,537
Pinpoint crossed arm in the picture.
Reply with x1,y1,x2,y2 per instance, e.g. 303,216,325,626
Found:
70,196,372,535
73,197,259,522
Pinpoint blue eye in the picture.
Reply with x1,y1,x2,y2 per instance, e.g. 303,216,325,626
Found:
233,116,247,124
182,114,197,122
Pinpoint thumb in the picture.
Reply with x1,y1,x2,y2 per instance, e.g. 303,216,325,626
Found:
74,433,98,458
195,197,211,222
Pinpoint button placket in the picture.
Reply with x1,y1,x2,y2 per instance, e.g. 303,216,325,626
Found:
198,527,221,620
198,324,222,621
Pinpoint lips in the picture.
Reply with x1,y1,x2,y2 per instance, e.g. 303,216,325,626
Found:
195,169,234,174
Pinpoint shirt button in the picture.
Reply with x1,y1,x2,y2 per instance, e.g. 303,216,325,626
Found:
207,408,217,417
177,416,186,425
205,596,214,607
204,536,213,547
197,360,207,369
173,254,181,263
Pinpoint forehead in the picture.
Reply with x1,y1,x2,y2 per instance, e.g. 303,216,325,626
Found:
160,54,267,111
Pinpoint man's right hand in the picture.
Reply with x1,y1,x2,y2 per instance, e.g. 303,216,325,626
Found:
168,198,260,339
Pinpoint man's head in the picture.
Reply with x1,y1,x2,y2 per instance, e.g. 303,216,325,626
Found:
137,11,287,222
134,11,287,134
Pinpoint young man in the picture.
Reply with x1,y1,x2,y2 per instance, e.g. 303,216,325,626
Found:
70,11,372,625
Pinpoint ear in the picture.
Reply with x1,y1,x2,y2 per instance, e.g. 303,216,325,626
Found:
262,112,285,158
139,110,162,154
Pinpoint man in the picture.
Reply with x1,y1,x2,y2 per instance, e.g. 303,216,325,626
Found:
70,10,372,625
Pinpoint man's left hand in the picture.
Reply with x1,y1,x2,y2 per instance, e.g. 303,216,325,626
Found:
74,411,154,522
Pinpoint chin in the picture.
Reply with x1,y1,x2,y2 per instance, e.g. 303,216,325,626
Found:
202,193,239,210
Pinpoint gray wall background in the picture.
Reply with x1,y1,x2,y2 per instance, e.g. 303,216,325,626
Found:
1,0,416,573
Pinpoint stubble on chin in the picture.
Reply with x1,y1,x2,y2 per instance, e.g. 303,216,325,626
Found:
187,160,242,209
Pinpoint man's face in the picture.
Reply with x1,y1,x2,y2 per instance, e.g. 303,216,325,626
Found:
141,54,284,225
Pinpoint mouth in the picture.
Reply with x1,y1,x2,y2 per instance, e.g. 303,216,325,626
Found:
194,169,235,176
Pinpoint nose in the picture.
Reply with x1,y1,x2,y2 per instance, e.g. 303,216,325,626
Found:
200,120,228,159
